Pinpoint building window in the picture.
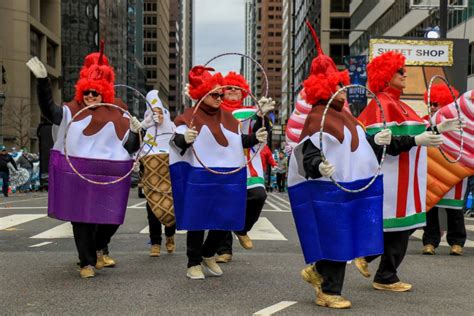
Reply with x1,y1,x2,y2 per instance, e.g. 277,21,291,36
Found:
331,0,350,12
330,44,350,66
469,42,474,76
46,41,56,67
145,16,157,25
30,29,41,57
144,42,157,52
147,70,157,79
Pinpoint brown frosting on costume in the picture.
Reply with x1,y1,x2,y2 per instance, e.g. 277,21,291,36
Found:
300,100,361,152
175,103,240,147
66,98,129,140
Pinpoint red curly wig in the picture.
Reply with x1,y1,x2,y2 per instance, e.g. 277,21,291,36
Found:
188,65,224,100
367,51,406,93
424,83,459,107
303,70,350,106
224,72,250,99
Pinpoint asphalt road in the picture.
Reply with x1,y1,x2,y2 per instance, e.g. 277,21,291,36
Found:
1,190,473,315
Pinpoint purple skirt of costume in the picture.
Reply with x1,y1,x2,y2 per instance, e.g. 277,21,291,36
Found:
48,149,133,224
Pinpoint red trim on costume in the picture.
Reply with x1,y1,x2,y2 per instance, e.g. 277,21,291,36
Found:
413,146,422,213
454,181,463,200
396,152,410,218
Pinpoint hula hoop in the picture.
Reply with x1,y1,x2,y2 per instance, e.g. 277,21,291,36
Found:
427,76,464,163
189,84,265,175
63,102,141,185
320,84,387,193
204,52,269,98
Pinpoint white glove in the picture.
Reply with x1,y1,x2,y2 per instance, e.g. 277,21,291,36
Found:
130,116,142,133
257,97,276,116
374,129,392,146
414,131,444,147
436,118,465,133
318,160,335,178
141,112,160,129
184,127,198,144
26,57,48,78
256,127,268,143
184,83,191,98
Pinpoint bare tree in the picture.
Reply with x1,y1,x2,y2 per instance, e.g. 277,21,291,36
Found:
6,97,30,149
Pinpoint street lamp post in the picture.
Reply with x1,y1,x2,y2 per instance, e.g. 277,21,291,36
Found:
0,92,5,145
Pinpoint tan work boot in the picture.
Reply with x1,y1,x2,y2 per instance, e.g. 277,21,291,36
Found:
186,265,205,280
354,257,370,278
150,244,161,257
236,234,253,249
216,253,232,263
80,265,95,279
95,250,105,269
422,244,436,255
165,236,175,254
202,257,223,276
103,254,116,267
315,291,352,309
301,266,323,291
450,245,463,256
373,281,412,292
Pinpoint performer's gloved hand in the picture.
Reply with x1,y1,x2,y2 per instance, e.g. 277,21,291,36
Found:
436,118,465,133
318,160,335,178
257,97,275,116
141,112,160,129
26,57,48,78
184,83,192,98
184,127,198,144
130,116,142,133
414,131,444,147
256,127,268,143
374,128,392,145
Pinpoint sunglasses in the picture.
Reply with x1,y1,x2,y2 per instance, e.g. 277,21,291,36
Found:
209,92,224,100
83,90,100,97
396,68,406,76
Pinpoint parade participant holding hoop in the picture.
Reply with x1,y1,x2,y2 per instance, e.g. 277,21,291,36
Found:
421,84,467,256
216,71,275,263
140,90,177,257
169,66,267,280
26,46,145,279
287,25,394,308
355,51,458,292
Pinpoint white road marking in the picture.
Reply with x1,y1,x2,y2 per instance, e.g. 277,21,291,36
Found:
465,224,474,231
248,217,287,241
265,199,283,211
0,207,48,210
0,214,46,230
129,201,147,208
262,208,291,213
139,225,186,234
411,230,474,248
31,222,73,239
269,193,291,207
29,241,53,248
0,196,47,205
253,301,297,315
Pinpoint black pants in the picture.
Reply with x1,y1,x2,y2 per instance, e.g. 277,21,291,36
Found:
187,230,227,267
422,207,466,247
146,203,176,245
216,187,267,255
314,260,346,295
72,222,120,268
365,230,411,284
0,171,9,197
276,173,286,192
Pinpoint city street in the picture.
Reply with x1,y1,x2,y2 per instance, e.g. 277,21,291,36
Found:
1,190,473,315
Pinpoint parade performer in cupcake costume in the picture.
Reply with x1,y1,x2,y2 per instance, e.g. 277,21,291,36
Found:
215,71,274,263
169,66,268,279
140,90,177,257
26,44,145,278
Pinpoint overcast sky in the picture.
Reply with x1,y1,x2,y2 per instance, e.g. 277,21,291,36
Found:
194,0,245,75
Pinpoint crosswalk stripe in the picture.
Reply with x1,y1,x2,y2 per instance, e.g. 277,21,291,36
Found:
139,225,186,235
411,230,474,248
265,199,283,211
262,208,290,213
269,193,291,207
0,197,47,205
30,222,73,239
0,214,46,230
29,241,53,248
247,217,287,241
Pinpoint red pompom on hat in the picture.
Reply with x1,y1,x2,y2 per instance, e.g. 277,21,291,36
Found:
367,51,406,94
224,71,250,99
188,65,224,100
306,21,339,77
74,40,115,104
424,83,459,107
